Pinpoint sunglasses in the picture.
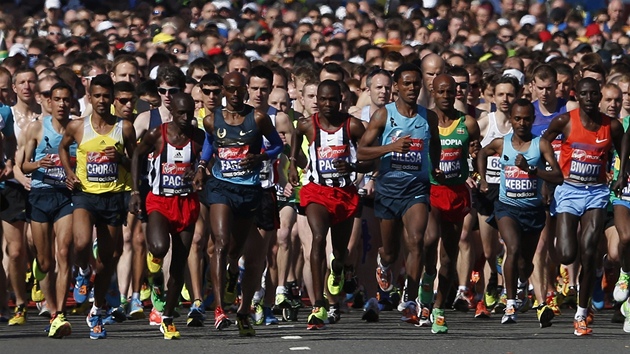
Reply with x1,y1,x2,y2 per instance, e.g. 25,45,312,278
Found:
171,47,185,54
158,87,180,95
455,82,469,89
153,10,164,16
40,90,52,98
116,97,136,105
48,31,62,36
202,88,221,96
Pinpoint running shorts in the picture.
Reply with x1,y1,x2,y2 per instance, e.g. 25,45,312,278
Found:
29,188,73,223
374,191,429,220
300,182,359,225
72,191,127,227
487,200,546,234
430,183,471,223
204,177,262,218
475,183,499,216
551,182,609,217
0,182,29,222
255,187,280,231
145,192,200,233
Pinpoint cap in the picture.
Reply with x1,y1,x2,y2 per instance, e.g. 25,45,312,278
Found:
149,65,159,80
241,3,259,13
8,43,27,58
574,42,593,53
96,21,115,32
423,0,438,8
539,30,552,42
213,1,232,11
335,7,347,20
152,32,175,44
585,23,602,38
45,0,61,9
244,50,262,61
123,41,136,53
519,14,537,27
319,5,333,15
503,68,525,86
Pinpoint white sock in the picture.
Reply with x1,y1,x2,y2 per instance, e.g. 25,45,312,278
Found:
253,289,264,304
79,266,90,276
90,305,101,316
132,292,140,301
458,286,468,293
276,286,287,295
506,299,517,308
575,306,588,319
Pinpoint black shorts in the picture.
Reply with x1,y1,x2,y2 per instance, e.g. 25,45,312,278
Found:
276,193,296,212
475,183,499,216
72,191,127,227
255,188,280,231
29,188,73,223
605,211,616,231
204,177,262,218
374,192,429,220
0,182,29,223
137,179,151,222
487,200,546,234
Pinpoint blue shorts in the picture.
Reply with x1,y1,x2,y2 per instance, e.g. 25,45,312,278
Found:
204,177,262,218
29,188,73,223
551,182,609,217
487,201,546,234
374,192,429,220
612,198,630,209
72,191,127,227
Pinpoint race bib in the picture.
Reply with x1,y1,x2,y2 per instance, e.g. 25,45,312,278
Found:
569,147,605,183
86,151,117,182
43,154,75,186
440,147,462,180
316,144,350,178
160,162,192,195
391,138,423,171
504,165,537,198
486,155,501,184
218,145,250,177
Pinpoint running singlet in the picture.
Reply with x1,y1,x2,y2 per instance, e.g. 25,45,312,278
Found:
532,99,568,160
148,124,197,196
260,106,279,189
211,108,262,185
612,116,630,200
480,112,512,184
499,133,544,208
430,114,469,186
376,102,431,196
305,113,356,188
559,109,611,185
31,116,77,189
76,116,130,194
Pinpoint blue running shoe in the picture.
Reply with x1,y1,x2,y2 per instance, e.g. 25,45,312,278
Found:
592,273,605,311
264,306,279,325
187,299,205,327
87,313,107,340
128,298,145,320
105,278,121,309
73,271,91,304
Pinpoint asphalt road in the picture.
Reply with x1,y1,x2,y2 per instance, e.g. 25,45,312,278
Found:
1,307,629,353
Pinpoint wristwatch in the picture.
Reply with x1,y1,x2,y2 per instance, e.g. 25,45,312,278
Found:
528,165,538,174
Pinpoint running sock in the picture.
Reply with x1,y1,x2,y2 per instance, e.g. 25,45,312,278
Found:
132,292,140,301
90,305,101,316
506,299,517,308
575,306,588,319
276,286,287,295
162,316,173,324
458,286,468,293
517,279,527,288
253,289,264,304
79,266,90,276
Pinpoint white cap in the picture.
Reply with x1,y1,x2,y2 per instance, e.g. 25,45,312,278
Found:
423,0,438,8
45,0,61,9
497,18,509,26
244,50,262,61
532,42,544,51
96,21,114,32
503,69,525,86
241,3,259,13
519,14,537,27
319,5,333,15
149,65,159,80
335,7,347,20
8,43,27,58
213,0,232,10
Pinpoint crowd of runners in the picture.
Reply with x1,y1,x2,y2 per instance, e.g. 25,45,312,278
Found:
1,0,630,341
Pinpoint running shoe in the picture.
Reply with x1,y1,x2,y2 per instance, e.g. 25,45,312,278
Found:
32,259,46,282
587,307,595,325
187,299,205,327
419,273,436,306
306,306,327,330
140,282,151,301
327,304,340,325
430,308,448,334
501,305,517,324
474,300,491,318
264,306,279,325
485,288,499,309
546,292,561,316
8,305,26,326
160,319,181,340
251,302,264,325
453,289,471,312
87,312,106,340
106,306,127,324
573,315,592,336
150,274,166,313
149,307,162,326
343,269,358,295
223,268,239,306
214,306,231,330
237,313,256,336
516,283,531,313
398,301,419,325
327,255,344,296
48,313,72,338
376,253,393,292
32,280,45,303
146,252,163,274
38,301,51,318
418,304,431,327
275,293,291,309
128,298,145,320
73,271,91,304
614,273,630,303
621,300,630,333
362,297,380,322
537,304,554,328
181,284,191,302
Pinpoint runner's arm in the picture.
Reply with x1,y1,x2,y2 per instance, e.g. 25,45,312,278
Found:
21,121,47,173
541,113,570,143
130,127,159,193
120,120,137,171
476,138,503,192
349,117,373,173
536,138,564,185
356,107,390,160
612,118,630,196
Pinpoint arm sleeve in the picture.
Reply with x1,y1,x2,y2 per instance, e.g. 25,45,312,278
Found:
263,128,284,160
200,132,214,162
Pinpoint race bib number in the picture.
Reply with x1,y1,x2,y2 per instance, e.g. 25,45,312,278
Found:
86,151,117,182
486,155,501,184
439,147,462,180
218,145,250,177
316,145,350,178
43,154,75,186
391,138,423,171
504,165,537,198
260,160,271,181
569,147,605,183
160,162,192,195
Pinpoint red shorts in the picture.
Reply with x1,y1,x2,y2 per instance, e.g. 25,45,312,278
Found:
145,192,200,233
300,183,359,225
430,184,471,223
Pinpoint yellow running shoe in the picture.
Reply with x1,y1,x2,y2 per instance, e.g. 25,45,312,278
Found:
160,321,180,339
49,313,72,338
32,280,45,303
147,252,163,274
8,306,26,326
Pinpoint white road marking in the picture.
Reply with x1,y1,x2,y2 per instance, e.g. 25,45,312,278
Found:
282,336,303,339
289,347,311,351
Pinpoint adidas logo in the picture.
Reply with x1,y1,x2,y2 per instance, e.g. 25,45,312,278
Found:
99,140,106,145
174,152,183,158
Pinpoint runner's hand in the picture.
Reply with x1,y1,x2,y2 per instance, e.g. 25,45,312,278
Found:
390,135,412,154
515,154,529,171
432,168,445,184
239,153,263,170
364,178,375,197
479,179,489,193
283,182,293,197
38,154,55,169
612,177,627,198
288,166,299,187
104,146,121,162
65,171,81,191
333,159,354,175
129,194,142,215
193,168,205,191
